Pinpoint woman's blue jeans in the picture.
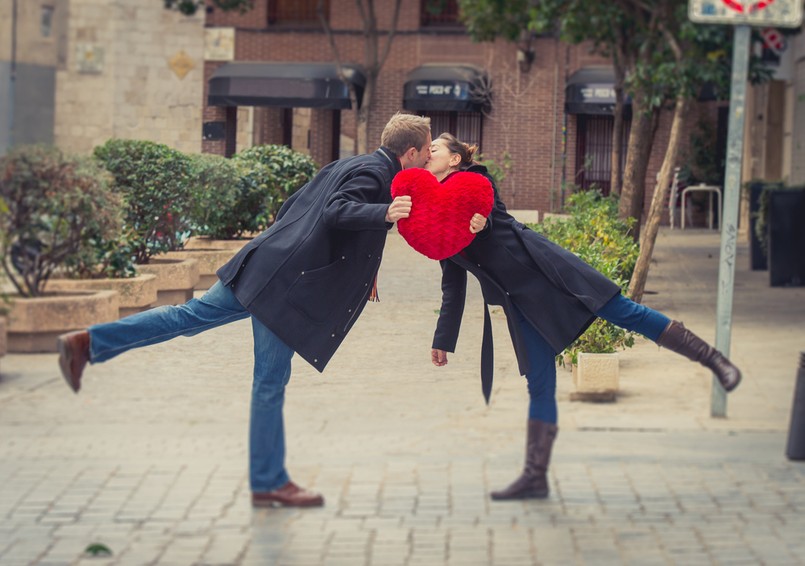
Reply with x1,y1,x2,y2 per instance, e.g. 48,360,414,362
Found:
521,293,671,424
88,281,294,493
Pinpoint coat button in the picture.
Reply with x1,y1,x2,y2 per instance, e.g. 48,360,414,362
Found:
348,309,352,313
341,255,345,260
301,271,305,275
331,334,335,337
314,358,318,363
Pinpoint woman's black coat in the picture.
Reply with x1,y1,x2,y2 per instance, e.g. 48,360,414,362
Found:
217,147,401,373
432,165,621,399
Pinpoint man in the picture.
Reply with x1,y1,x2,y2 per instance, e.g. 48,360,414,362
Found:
57,112,432,508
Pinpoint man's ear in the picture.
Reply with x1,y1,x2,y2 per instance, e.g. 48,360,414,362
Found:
403,146,417,164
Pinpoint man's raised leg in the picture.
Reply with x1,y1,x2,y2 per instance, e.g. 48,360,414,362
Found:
57,281,250,392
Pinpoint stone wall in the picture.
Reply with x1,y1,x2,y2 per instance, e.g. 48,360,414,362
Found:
54,1,204,155
0,0,67,153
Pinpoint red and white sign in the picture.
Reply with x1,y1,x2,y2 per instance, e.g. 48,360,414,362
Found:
689,0,802,27
760,27,787,55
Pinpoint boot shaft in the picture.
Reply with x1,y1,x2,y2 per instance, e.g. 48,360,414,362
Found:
524,419,558,475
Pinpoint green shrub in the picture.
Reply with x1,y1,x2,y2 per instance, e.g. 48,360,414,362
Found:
94,139,193,264
0,145,124,297
186,153,241,239
476,150,513,184
188,154,274,238
530,189,639,365
233,144,318,228
62,229,139,280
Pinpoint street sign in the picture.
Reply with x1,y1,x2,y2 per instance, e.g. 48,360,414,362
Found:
689,0,803,28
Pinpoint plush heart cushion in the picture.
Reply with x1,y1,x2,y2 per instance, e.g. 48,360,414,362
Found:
391,169,494,261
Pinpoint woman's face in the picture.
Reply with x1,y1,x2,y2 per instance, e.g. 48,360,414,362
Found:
426,138,460,181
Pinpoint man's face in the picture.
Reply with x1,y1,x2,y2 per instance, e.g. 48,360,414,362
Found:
405,133,432,169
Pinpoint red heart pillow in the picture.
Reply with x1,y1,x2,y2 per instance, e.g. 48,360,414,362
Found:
391,169,494,260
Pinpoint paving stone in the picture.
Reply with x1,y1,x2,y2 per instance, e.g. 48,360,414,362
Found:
2,231,805,564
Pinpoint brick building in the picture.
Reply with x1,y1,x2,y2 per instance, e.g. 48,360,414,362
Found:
1,0,726,219
201,0,723,216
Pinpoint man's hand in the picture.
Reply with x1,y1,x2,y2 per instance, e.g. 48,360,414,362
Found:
432,348,448,366
386,195,412,223
469,213,487,234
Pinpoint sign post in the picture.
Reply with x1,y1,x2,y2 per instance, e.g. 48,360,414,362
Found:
689,0,802,417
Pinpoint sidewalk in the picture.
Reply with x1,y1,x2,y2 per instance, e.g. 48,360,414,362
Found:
0,227,803,565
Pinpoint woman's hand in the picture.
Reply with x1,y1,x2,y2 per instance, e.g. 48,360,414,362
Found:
432,348,448,366
469,213,487,234
386,195,412,223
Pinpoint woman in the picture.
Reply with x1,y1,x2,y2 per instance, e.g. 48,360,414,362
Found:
426,133,741,501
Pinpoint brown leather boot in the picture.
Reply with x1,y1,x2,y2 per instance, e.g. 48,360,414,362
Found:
491,419,558,500
56,330,90,393
656,321,742,392
251,481,324,508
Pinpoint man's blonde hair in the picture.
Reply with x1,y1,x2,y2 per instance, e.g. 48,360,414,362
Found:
380,112,431,158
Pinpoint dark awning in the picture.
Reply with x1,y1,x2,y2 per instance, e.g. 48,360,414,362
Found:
403,64,490,112
208,62,366,109
565,67,631,115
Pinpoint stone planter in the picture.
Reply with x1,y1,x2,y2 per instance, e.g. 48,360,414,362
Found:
165,249,238,290
45,274,158,317
570,352,619,402
137,258,200,307
6,290,119,353
183,236,251,251
0,317,7,367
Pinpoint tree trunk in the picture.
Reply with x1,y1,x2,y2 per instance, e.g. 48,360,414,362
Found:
318,0,400,157
610,60,626,196
617,93,656,239
628,94,689,303
356,77,373,155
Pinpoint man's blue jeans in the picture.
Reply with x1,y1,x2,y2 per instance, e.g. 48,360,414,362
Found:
88,281,294,493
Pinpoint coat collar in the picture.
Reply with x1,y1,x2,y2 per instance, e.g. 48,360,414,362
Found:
376,146,402,176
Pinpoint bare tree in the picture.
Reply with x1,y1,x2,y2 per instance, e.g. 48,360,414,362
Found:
318,0,402,154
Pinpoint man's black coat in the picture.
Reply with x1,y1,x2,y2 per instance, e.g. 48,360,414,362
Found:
217,147,401,372
432,165,621,384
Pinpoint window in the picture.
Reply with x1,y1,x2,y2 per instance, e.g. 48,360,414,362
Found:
268,0,327,25
574,115,630,196
41,5,54,38
420,0,461,27
424,111,482,150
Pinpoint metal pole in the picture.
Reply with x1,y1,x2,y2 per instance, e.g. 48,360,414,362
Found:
8,0,18,151
712,25,750,417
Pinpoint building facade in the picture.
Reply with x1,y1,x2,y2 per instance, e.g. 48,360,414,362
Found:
0,0,205,157
0,0,68,154
202,0,719,215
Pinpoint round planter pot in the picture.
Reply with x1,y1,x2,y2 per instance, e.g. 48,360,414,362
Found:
137,258,200,307
6,289,119,353
165,249,239,290
45,274,158,317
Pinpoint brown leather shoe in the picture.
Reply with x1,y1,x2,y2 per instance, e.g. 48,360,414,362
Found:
56,330,90,393
251,481,324,508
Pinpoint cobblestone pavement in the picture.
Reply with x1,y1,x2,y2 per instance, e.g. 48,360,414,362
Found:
1,228,804,565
